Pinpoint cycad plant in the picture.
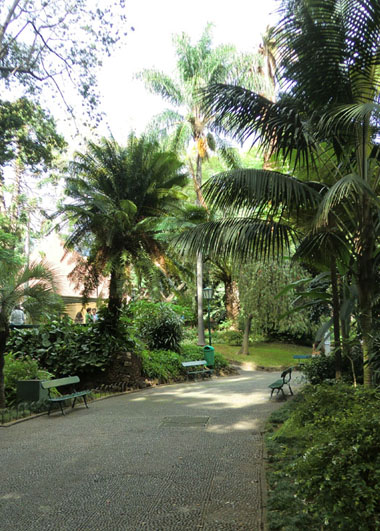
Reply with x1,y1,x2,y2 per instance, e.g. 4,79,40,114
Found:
62,134,187,316
0,260,61,408
178,0,380,385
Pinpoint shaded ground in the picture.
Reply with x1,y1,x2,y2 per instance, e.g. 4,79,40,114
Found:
1,367,302,530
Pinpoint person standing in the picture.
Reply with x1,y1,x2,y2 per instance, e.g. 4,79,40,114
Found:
10,306,25,325
85,308,93,324
92,308,98,322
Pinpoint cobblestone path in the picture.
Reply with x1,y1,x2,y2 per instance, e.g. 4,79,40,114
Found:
1,368,299,530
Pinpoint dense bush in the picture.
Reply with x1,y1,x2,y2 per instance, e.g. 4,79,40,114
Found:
302,350,363,385
4,353,54,406
266,384,380,530
6,311,136,379
129,301,183,352
139,349,183,381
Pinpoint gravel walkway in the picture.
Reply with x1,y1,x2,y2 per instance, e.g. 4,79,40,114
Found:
1,367,302,530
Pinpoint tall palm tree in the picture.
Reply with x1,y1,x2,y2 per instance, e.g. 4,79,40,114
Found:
62,134,187,316
0,260,61,408
139,25,266,344
178,0,380,385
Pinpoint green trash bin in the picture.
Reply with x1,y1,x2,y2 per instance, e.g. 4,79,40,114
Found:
17,380,48,403
203,345,215,368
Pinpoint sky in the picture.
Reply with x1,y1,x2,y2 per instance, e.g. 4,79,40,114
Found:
96,0,279,143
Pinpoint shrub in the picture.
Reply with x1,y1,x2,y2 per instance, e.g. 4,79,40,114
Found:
6,311,137,379
302,349,363,385
4,353,54,406
216,329,243,346
266,384,380,530
129,301,183,352
139,349,182,381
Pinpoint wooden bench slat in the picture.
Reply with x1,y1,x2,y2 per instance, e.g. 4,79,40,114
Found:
41,376,80,389
181,360,212,380
182,360,208,367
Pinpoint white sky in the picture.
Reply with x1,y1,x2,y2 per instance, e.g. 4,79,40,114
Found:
96,0,279,143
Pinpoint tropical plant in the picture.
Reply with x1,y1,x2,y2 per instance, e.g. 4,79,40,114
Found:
139,25,266,345
61,134,187,316
178,0,380,386
0,260,61,408
129,301,184,353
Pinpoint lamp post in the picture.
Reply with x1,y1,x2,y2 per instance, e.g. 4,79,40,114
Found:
203,287,214,346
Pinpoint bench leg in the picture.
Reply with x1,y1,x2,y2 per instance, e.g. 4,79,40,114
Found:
59,401,65,415
72,397,77,408
288,384,293,396
47,402,52,415
83,395,89,409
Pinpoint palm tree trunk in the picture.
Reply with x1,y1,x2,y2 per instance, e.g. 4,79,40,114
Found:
195,153,205,345
196,252,205,345
225,279,240,328
357,197,374,387
330,256,342,379
108,262,125,318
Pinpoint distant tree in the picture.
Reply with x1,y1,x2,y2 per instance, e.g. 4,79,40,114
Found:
238,260,313,354
0,97,66,263
0,0,131,116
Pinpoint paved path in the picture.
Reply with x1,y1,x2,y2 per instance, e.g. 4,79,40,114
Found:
1,367,301,531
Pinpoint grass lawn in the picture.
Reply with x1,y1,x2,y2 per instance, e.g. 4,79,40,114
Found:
214,341,311,368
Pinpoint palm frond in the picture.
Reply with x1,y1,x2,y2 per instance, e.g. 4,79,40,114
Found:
317,172,380,225
137,69,184,107
173,218,299,262
202,168,320,218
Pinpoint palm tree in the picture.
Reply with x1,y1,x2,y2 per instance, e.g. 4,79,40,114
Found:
0,260,61,408
139,25,266,344
62,134,187,316
179,0,380,385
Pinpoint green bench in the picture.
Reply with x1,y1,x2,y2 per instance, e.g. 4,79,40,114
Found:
41,376,91,416
181,360,212,380
268,367,294,399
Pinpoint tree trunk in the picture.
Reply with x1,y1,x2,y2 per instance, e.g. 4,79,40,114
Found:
194,153,205,345
108,262,125,318
196,252,205,345
240,314,253,355
330,256,342,379
357,197,374,387
225,278,240,327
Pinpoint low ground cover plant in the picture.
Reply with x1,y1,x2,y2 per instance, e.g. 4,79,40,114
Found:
266,384,380,530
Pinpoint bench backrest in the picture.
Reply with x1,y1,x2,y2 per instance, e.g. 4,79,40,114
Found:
280,368,292,384
182,360,207,368
41,376,80,389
